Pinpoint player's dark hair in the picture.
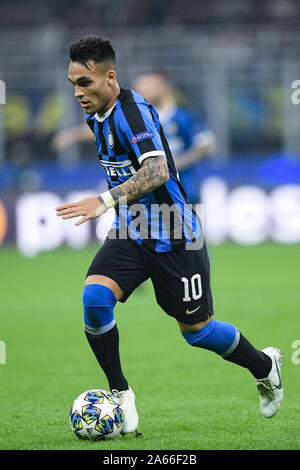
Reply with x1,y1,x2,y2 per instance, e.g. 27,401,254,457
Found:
69,35,116,69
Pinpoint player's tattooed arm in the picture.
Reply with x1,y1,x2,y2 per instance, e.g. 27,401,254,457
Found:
55,155,169,226
108,155,169,206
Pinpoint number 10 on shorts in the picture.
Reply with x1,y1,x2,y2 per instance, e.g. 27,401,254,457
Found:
181,274,202,302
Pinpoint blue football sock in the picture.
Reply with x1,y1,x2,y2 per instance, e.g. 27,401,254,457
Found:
181,319,240,357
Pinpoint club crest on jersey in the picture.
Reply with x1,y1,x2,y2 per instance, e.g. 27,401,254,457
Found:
107,131,114,148
131,131,154,144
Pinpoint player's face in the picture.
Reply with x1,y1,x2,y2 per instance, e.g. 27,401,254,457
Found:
68,60,117,115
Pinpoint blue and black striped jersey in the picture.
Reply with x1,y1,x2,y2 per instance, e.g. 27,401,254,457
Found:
86,87,201,252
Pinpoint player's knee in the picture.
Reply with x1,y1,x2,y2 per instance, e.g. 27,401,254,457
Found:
82,284,117,335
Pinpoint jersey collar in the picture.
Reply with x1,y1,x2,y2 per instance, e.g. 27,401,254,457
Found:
95,103,116,122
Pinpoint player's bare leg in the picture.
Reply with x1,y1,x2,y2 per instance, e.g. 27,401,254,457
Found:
83,274,139,435
85,274,124,298
177,316,212,333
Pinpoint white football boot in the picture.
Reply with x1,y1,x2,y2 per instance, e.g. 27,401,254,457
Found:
255,347,284,418
112,387,139,434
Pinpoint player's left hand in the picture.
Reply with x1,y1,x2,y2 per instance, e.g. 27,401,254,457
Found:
56,197,106,226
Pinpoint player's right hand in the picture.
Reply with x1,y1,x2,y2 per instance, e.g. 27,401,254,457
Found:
56,197,107,226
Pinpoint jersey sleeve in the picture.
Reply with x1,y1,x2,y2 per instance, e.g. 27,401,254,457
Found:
174,107,217,155
176,108,206,144
118,101,166,164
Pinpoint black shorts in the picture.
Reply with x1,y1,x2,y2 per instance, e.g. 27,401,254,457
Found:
86,237,214,325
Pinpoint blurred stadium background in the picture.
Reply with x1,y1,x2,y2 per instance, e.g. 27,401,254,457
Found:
1,0,300,451
1,0,300,254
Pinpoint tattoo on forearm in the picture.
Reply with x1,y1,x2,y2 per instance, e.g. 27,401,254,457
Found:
110,155,168,205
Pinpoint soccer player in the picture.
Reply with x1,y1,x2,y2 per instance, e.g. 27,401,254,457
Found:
133,72,218,203
56,36,283,435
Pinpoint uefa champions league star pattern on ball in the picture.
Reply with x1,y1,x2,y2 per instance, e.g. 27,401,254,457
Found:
69,389,125,440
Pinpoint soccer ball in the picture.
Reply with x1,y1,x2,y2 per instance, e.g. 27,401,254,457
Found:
69,389,125,440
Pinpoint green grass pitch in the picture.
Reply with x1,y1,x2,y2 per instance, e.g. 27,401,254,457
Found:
1,242,299,450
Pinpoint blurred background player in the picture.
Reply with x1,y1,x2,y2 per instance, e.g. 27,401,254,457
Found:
133,72,218,203
52,72,217,204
